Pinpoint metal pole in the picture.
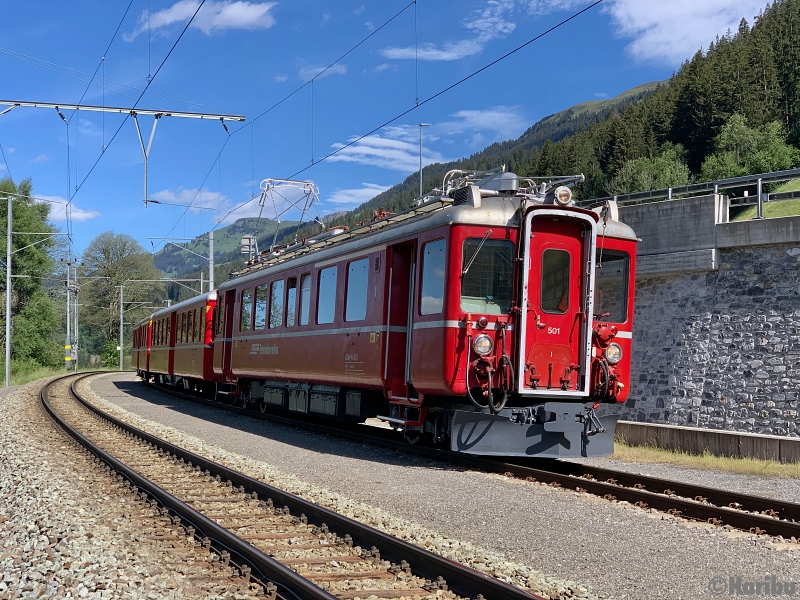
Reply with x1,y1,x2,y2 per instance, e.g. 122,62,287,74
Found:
65,263,71,371
5,195,11,387
119,286,123,371
756,178,764,219
200,272,204,296
418,123,430,199
74,295,79,372
208,231,214,292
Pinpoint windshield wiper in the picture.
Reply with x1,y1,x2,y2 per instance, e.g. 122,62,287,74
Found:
462,230,492,276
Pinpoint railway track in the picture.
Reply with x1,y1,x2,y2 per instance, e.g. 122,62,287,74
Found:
42,373,543,600
137,378,800,541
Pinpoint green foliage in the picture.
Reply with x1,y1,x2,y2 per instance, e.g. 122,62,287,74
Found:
608,143,691,195
0,176,64,376
100,339,120,369
80,232,164,352
701,114,800,180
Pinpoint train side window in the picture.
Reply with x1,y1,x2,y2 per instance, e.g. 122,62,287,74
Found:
254,284,268,330
166,317,171,345
541,249,571,314
216,296,225,335
595,250,629,323
240,289,253,332
345,258,369,321
286,277,297,327
181,312,187,343
194,308,200,341
270,280,285,328
420,239,446,315
317,266,338,324
299,273,311,326
187,310,194,342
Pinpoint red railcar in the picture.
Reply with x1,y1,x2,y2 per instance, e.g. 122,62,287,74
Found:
135,168,637,458
135,292,218,393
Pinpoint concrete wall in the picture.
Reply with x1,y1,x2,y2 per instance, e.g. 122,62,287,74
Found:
614,196,800,439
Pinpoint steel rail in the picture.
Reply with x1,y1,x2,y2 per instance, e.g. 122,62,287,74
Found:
41,373,338,600
141,381,800,539
66,374,544,600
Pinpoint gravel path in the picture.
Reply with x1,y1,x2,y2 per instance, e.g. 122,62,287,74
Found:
567,457,800,504
0,378,261,600
89,374,800,600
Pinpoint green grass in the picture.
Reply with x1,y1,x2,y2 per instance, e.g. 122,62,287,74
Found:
612,439,800,478
730,178,800,221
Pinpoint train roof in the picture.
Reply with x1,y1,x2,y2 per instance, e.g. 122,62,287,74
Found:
220,196,637,291
134,290,217,328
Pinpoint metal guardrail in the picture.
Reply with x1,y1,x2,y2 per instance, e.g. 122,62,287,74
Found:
579,168,800,217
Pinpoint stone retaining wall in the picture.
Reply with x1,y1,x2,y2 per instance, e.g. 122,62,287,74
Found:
613,197,800,437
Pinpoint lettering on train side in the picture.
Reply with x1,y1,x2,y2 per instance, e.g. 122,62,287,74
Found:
250,343,279,355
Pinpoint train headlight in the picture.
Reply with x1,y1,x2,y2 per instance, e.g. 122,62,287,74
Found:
554,186,573,206
472,334,493,356
605,343,623,364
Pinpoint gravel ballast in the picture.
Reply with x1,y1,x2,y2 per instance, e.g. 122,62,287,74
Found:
0,378,262,600
86,373,800,600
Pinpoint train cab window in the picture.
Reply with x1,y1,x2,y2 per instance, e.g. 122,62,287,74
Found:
216,296,225,335
541,249,571,314
299,273,311,326
317,266,338,324
420,239,446,315
286,277,297,327
345,259,369,321
270,280,285,328
595,250,630,323
461,239,514,315
240,289,253,332
254,285,268,330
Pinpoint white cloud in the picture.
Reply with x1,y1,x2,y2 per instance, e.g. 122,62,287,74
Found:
297,63,347,82
326,183,390,208
381,0,515,61
328,130,448,173
124,0,277,41
274,74,289,83
437,105,527,141
374,63,391,73
528,0,767,64
594,92,609,98
0,164,6,171
355,4,366,15
5,148,13,154
29,154,48,164
320,12,330,26
364,21,374,30
41,197,101,222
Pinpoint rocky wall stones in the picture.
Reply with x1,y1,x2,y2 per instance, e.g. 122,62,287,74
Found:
620,243,800,437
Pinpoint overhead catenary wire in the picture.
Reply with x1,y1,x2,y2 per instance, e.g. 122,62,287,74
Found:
0,141,12,182
0,47,225,114
67,0,209,205
287,0,604,180
153,1,417,250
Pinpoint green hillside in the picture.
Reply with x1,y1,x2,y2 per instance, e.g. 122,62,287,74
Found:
154,216,299,276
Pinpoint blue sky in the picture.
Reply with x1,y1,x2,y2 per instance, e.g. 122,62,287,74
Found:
0,0,768,256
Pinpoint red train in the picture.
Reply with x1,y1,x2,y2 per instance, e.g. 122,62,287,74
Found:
133,168,637,458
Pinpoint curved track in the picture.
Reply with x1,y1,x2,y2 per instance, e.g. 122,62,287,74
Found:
141,378,800,540
41,373,543,600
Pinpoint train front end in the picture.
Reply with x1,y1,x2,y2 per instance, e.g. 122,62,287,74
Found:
447,172,637,458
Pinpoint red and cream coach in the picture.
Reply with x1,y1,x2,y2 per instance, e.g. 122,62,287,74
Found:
134,167,637,458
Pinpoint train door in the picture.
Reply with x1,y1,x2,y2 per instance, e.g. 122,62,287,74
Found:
518,211,596,398
221,289,236,381
383,243,417,400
